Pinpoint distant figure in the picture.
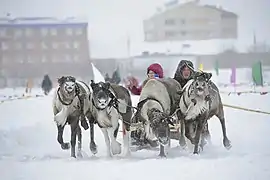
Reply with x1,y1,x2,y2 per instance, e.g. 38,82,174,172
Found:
111,68,121,84
41,74,53,95
104,73,111,82
25,78,33,94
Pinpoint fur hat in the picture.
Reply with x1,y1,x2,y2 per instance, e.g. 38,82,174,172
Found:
147,63,164,78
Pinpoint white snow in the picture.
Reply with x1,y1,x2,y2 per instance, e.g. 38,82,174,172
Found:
0,87,270,180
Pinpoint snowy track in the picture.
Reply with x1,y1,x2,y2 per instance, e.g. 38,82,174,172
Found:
0,91,270,180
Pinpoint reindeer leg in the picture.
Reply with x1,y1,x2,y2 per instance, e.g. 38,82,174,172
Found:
121,114,131,157
70,118,79,158
216,109,232,150
185,121,195,145
177,110,187,148
179,119,187,148
203,122,212,144
193,120,204,154
89,122,97,154
78,95,89,130
108,127,121,155
101,128,112,157
57,125,70,150
86,112,97,155
158,144,166,157
76,125,83,158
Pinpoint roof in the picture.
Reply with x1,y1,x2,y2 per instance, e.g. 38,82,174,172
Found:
0,16,88,27
146,1,237,21
204,5,237,17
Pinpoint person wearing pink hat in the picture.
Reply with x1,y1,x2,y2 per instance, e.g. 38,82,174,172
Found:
127,63,164,95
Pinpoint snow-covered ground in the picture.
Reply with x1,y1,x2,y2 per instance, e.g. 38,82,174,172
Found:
0,87,270,180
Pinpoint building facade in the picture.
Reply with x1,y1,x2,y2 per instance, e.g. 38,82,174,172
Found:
0,17,93,87
143,1,238,42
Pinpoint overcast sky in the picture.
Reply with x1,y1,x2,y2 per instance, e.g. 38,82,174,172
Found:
0,0,269,58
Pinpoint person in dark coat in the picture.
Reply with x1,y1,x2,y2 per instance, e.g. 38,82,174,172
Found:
111,68,121,84
173,60,195,87
41,74,53,95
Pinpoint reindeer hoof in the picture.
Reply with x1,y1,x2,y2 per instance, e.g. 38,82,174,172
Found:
77,151,83,158
179,137,187,148
223,139,232,150
90,142,97,154
61,143,70,150
71,154,76,158
111,142,121,155
158,153,167,158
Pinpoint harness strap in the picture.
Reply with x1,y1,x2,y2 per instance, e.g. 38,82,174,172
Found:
57,88,74,106
134,97,161,123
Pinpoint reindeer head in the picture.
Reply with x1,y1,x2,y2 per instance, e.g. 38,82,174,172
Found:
192,72,212,97
147,108,174,146
58,76,76,94
90,80,112,110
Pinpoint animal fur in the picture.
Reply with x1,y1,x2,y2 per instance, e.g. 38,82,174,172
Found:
89,81,133,157
176,72,232,154
52,77,97,158
134,78,182,157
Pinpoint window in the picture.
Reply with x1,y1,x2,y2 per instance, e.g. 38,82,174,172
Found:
1,42,8,50
41,56,47,63
180,31,187,36
0,28,6,37
26,42,34,49
73,41,80,49
2,55,8,63
50,28,57,36
165,31,177,37
27,55,34,63
145,32,153,40
41,28,48,36
52,55,58,63
65,42,70,49
41,42,47,49
66,28,73,36
14,29,23,38
75,28,83,35
73,54,79,62
16,56,23,63
15,42,22,50
25,28,33,37
65,55,72,62
165,19,175,25
52,42,59,49
180,19,186,25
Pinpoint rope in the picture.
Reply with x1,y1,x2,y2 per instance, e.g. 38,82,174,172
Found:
223,104,270,115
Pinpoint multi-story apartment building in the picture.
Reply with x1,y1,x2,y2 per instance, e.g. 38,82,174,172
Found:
0,17,93,87
143,1,238,42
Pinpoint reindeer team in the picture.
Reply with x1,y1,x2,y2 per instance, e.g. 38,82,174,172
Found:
52,60,232,158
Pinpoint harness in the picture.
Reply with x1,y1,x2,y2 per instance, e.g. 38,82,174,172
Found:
57,82,85,115
57,85,80,106
133,97,162,124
